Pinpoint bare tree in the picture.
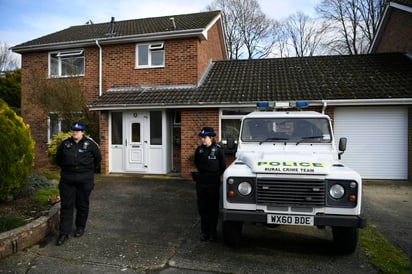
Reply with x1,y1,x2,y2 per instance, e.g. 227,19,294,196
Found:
316,0,386,55
27,69,100,140
207,0,278,59
277,11,327,57
0,42,20,71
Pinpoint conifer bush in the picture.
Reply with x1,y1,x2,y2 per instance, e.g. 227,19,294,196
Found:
0,99,35,200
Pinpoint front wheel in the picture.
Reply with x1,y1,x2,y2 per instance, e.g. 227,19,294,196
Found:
222,221,243,246
332,226,359,255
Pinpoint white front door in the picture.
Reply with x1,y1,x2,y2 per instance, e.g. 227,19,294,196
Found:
125,111,149,172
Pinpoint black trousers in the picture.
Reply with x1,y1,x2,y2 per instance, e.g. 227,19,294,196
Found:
196,178,220,236
58,180,94,235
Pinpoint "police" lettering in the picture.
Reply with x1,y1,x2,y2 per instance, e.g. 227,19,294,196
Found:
257,161,325,168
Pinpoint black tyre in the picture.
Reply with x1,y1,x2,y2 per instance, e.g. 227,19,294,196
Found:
332,226,359,255
222,221,243,246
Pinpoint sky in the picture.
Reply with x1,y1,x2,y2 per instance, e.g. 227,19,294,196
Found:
0,0,321,48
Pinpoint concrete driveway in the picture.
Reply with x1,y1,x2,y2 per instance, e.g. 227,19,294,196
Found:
0,175,409,273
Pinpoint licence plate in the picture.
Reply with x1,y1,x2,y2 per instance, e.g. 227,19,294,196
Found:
267,214,314,226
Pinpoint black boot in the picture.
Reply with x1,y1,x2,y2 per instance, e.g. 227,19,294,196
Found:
56,234,68,246
74,227,85,237
200,233,209,241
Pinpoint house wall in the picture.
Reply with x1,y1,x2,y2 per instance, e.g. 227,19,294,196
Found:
99,39,201,89
180,109,220,178
374,8,412,53
197,20,226,75
20,49,101,168
409,107,412,180
20,53,49,167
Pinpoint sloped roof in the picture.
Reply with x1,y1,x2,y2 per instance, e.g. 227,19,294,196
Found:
392,0,412,7
12,10,221,52
90,52,412,110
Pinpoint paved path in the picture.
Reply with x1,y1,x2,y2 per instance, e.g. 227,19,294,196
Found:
0,175,410,273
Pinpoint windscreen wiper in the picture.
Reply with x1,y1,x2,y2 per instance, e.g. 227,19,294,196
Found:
296,135,324,145
259,137,289,145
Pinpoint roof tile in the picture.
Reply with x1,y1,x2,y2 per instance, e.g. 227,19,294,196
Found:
91,53,412,108
12,11,221,50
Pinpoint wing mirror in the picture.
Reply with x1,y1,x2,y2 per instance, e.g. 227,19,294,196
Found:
338,137,347,160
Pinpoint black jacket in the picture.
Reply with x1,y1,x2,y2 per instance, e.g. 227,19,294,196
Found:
56,136,101,182
194,142,226,178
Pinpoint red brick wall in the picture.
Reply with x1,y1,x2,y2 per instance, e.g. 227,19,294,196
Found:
97,39,201,90
20,50,100,168
20,53,49,167
409,107,412,180
99,111,109,174
374,9,412,53
180,109,220,178
197,18,226,75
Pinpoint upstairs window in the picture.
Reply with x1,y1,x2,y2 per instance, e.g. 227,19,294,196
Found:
49,49,85,77
136,42,164,68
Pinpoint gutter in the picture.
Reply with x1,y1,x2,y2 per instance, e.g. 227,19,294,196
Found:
12,29,206,53
96,40,102,96
89,98,412,111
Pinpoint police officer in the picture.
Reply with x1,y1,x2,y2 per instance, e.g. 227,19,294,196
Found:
55,122,101,246
194,127,226,242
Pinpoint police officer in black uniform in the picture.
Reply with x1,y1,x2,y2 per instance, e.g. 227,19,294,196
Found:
55,122,101,246
194,127,226,242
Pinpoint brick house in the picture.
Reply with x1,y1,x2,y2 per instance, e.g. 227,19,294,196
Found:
12,2,412,180
12,11,227,177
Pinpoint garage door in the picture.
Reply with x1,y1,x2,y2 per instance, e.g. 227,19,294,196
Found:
334,107,407,180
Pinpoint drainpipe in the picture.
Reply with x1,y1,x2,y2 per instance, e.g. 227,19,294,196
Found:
95,40,102,96
321,100,328,114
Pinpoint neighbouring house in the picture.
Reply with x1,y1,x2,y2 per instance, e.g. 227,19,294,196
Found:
12,2,412,180
369,0,412,53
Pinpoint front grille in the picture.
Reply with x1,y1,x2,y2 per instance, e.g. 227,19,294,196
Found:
256,178,326,206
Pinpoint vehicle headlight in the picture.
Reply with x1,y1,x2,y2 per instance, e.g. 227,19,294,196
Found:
329,184,345,199
238,181,252,196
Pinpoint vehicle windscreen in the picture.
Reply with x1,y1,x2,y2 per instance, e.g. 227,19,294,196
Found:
241,118,332,143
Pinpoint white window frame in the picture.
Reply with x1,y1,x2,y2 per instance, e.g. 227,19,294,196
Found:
219,108,253,144
48,113,65,143
47,112,83,143
49,49,85,78
136,42,165,68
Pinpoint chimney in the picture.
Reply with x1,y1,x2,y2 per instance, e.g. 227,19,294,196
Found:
106,17,116,36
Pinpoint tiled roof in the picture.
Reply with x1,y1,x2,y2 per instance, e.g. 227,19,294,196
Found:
12,11,221,52
91,52,412,109
392,0,412,7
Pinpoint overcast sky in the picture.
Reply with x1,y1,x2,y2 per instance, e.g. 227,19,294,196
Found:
0,0,321,47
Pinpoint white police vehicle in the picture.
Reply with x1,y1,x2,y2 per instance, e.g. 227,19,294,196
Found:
220,101,366,254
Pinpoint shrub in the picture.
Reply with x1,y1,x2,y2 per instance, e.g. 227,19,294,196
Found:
47,131,71,165
15,172,56,198
33,188,60,206
0,99,34,201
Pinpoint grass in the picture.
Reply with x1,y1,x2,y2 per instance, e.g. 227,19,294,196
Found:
360,224,410,274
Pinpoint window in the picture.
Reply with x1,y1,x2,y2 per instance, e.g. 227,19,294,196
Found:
49,49,85,77
111,112,123,145
220,108,253,143
48,113,83,142
48,113,70,142
136,42,164,68
241,118,332,143
131,123,141,143
150,111,162,145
